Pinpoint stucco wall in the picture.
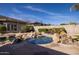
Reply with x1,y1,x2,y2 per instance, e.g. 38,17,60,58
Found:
34,25,79,36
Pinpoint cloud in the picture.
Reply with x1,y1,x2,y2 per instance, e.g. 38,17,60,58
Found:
10,6,78,24
45,14,78,24
12,6,70,20
24,6,60,16
12,8,23,14
11,7,43,22
9,12,43,23
24,6,74,22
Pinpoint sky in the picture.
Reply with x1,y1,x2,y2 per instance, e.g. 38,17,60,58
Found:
0,3,79,25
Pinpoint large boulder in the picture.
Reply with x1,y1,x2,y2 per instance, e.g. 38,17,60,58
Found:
60,31,72,44
53,33,60,43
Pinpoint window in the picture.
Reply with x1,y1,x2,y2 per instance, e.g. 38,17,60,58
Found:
13,24,17,31
0,23,3,25
7,24,10,31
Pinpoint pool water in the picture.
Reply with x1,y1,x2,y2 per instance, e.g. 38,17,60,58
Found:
27,36,53,44
0,37,16,42
0,37,6,42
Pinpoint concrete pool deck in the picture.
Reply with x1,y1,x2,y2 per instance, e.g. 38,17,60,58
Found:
0,40,79,55
39,43,79,55
0,33,79,55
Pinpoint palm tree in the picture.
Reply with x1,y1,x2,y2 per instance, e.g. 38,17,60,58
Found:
70,4,79,11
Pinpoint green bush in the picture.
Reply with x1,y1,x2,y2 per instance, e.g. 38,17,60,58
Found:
38,27,67,34
60,23,67,25
38,28,48,33
21,25,35,32
0,25,6,33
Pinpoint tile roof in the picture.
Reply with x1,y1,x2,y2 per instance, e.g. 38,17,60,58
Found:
0,15,27,24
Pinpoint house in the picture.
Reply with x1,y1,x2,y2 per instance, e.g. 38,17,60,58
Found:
0,15,27,32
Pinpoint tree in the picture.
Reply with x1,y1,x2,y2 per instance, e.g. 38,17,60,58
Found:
60,22,78,25
68,22,78,25
60,23,67,25
70,4,79,11
0,25,6,33
21,25,35,32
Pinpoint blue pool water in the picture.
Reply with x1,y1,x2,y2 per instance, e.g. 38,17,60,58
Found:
27,36,53,44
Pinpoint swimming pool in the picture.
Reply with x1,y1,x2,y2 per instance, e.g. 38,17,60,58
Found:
26,36,53,44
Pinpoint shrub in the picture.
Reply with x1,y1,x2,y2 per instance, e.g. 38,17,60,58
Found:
21,25,35,32
60,27,67,33
51,28,67,34
0,25,6,33
38,28,49,33
60,23,67,25
38,27,67,34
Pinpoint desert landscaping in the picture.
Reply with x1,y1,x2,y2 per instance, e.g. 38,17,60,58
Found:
0,3,79,55
0,24,79,55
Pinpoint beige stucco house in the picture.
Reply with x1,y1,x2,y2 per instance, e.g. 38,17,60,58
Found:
0,15,27,32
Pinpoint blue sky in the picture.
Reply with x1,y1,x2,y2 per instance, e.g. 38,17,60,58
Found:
0,3,79,25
